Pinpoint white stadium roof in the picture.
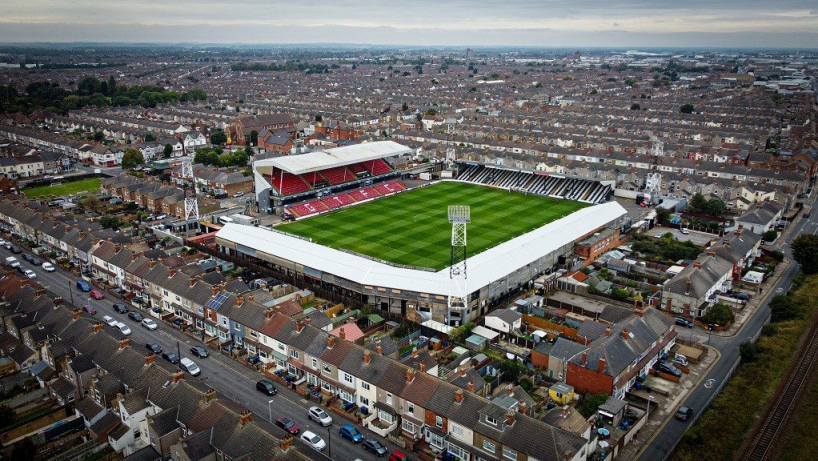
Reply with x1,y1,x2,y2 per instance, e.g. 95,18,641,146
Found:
215,201,627,296
253,141,412,175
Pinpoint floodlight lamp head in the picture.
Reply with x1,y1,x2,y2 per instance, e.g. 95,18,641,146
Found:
448,205,471,224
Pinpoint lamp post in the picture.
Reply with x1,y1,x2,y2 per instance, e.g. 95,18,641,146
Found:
268,399,274,423
646,395,655,421
69,280,74,305
326,425,331,458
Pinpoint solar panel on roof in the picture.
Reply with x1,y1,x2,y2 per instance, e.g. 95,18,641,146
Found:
205,291,230,310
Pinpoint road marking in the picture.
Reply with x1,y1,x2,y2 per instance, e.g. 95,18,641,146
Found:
704,379,715,389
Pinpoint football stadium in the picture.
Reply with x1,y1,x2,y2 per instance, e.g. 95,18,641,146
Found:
216,141,627,330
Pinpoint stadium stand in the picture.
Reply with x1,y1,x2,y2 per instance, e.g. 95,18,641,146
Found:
286,181,407,219
270,170,311,196
374,181,406,195
368,159,393,176
289,200,329,217
456,164,612,204
320,166,355,185
348,188,381,202
321,193,355,209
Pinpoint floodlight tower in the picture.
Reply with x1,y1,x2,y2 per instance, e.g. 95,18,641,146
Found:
448,205,470,326
181,159,199,221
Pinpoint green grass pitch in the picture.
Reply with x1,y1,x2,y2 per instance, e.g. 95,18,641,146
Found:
279,181,589,270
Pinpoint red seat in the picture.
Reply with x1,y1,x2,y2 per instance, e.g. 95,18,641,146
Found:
270,169,311,196
320,166,354,185
288,200,328,217
368,159,393,176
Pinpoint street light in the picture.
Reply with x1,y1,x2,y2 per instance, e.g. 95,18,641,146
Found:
646,395,655,421
68,280,74,305
326,425,331,458
268,399,274,423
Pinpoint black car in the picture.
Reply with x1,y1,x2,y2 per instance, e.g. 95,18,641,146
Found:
113,303,129,314
656,362,683,378
675,317,694,328
9,246,21,254
16,266,26,274
161,352,179,364
128,311,144,322
675,406,693,421
362,439,388,457
29,257,42,266
146,343,163,354
21,253,32,262
256,380,278,396
190,346,209,358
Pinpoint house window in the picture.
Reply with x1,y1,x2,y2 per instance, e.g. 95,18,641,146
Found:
339,390,354,403
447,443,469,461
343,373,354,384
322,365,332,375
249,331,258,338
359,396,369,406
378,409,394,424
428,430,445,450
290,350,299,359
502,448,518,461
483,440,496,453
402,419,416,434
277,343,285,351
407,402,414,413
311,358,318,369
450,425,463,437
386,393,393,405
67,394,75,402
485,416,497,426
435,415,443,429
321,381,334,392
259,351,268,359
362,382,370,391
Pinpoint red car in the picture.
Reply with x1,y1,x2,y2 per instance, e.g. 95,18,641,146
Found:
89,289,105,300
275,416,300,435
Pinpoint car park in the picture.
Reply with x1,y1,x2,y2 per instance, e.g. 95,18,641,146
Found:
23,269,36,279
41,262,55,272
675,317,694,328
146,343,163,354
83,305,97,315
128,311,144,322
308,406,332,426
89,289,104,300
275,416,300,435
142,318,158,330
255,380,277,396
363,438,388,457
180,358,200,376
338,424,363,443
115,322,132,336
190,346,209,358
162,352,179,364
103,315,117,326
675,406,693,421
76,280,91,292
113,303,129,314
300,431,326,451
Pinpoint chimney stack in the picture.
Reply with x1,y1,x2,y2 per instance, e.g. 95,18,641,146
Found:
203,388,216,405
621,329,629,340
189,277,197,287
685,279,692,295
363,350,371,364
454,389,464,403
412,347,418,358
339,328,346,340
119,338,130,350
506,383,514,397
581,352,587,366
239,410,253,426
708,249,716,257
467,380,475,393
265,308,275,319
72,308,82,320
518,399,527,414
211,285,219,297
598,358,606,374
604,327,611,337
248,294,254,302
54,298,64,307
168,269,177,278
131,252,138,261
505,409,516,427
220,281,227,292
406,367,415,383
419,361,426,373
460,366,467,378
149,260,158,269
694,260,702,269
171,371,185,384
327,335,335,349
279,435,294,452
145,352,157,366
376,343,382,355
304,317,311,325
236,295,244,307
93,323,104,333
296,321,304,333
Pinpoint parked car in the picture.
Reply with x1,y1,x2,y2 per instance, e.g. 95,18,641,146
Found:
233,191,245,197
161,352,179,364
83,304,97,315
5,257,19,268
255,380,277,396
180,358,200,376
731,292,750,301
672,354,689,367
103,315,117,327
142,318,158,330
363,439,388,457
146,343,163,354
128,311,144,322
275,416,299,435
76,280,91,292
41,262,55,272
675,406,693,421
89,289,104,300
190,346,209,358
656,362,683,378
389,451,408,461
675,317,694,328
10,246,21,254
680,228,690,234
114,322,132,336
338,424,363,443
21,253,32,262
23,269,36,279
1,242,11,250
300,431,325,451
29,257,42,266
308,406,333,427
16,265,25,274
112,303,129,314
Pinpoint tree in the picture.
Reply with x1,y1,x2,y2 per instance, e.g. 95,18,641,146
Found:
680,103,695,114
655,207,671,224
315,114,323,122
93,131,104,142
163,143,173,158
498,359,525,383
624,77,636,86
762,230,779,243
701,303,735,326
80,195,101,212
249,130,258,146
401,102,408,111
577,393,609,418
705,198,726,217
144,133,156,142
690,192,708,212
107,75,116,96
769,295,801,322
792,234,818,274
99,215,123,229
210,129,227,145
739,341,757,362
630,103,641,110
121,148,144,170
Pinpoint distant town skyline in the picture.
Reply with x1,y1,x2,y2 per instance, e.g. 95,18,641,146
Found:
1,0,817,48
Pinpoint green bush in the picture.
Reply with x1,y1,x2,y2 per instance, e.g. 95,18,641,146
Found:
770,295,801,323
577,393,609,418
739,341,757,362
701,303,735,326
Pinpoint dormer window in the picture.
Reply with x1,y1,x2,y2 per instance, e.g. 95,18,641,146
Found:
485,416,497,426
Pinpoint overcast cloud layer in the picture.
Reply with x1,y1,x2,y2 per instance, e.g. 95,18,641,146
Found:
0,0,817,47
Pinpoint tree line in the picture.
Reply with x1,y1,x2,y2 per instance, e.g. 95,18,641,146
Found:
231,61,331,74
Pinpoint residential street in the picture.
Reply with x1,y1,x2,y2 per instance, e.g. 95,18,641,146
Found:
637,196,818,461
7,246,400,461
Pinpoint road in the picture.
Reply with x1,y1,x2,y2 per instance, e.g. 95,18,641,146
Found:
6,247,397,461
638,197,818,461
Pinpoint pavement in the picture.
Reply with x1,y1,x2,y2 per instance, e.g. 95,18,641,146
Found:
1,245,396,461
635,194,818,461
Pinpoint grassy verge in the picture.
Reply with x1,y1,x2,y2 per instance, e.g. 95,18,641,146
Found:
671,273,818,461
22,178,101,198
778,375,818,461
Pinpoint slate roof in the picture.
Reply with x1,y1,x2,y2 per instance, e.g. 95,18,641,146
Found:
664,253,733,298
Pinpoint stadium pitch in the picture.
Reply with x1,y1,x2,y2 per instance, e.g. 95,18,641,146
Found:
279,181,589,270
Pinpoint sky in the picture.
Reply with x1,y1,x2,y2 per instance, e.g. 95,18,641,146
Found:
1,0,817,48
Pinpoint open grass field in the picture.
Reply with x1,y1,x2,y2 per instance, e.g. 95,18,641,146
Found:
22,178,101,199
279,181,588,270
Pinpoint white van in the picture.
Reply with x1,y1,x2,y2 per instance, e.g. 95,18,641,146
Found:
218,216,234,225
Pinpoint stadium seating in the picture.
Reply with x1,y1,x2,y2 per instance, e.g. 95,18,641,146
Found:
349,188,381,202
347,163,370,175
321,194,355,209
289,200,329,218
374,181,405,195
271,170,311,196
320,166,355,185
368,159,393,176
301,171,325,186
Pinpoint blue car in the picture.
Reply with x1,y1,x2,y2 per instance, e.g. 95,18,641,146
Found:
338,424,363,443
76,280,91,292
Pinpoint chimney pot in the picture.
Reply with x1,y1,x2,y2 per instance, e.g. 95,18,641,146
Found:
296,321,304,333
239,409,253,426
119,338,130,350
505,409,516,427
467,380,475,393
145,352,157,366
339,328,346,340
93,323,104,333
454,389,464,403
279,434,294,451
236,295,244,307
406,367,415,383
604,327,611,337
363,350,371,363
518,399,527,414
621,328,629,340
211,285,219,297
376,344,382,355
581,352,588,366
189,277,196,287
598,358,606,374
72,308,82,320
171,371,185,384
327,335,335,349
419,361,426,372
